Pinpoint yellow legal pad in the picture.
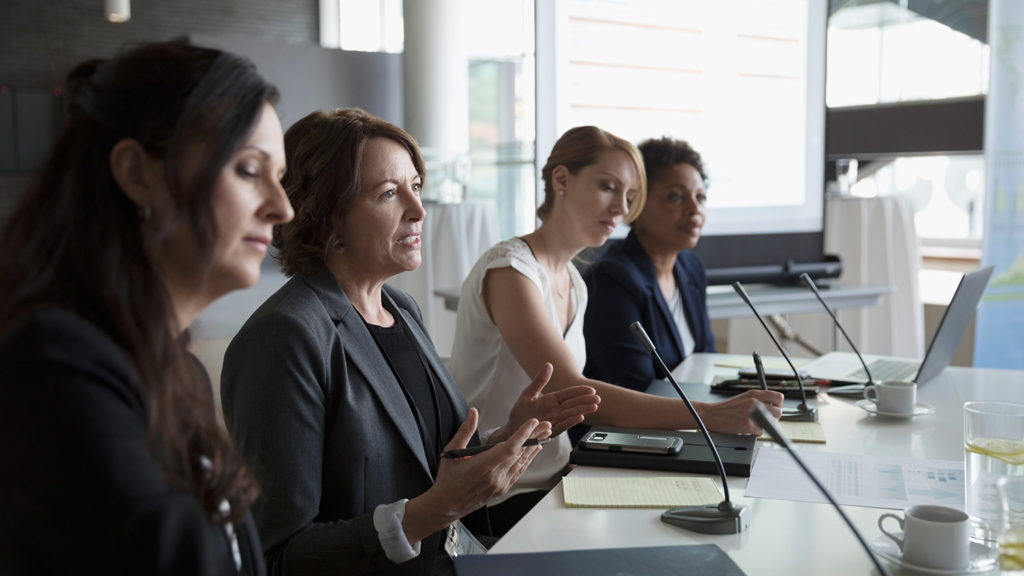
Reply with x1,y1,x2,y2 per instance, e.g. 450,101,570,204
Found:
758,420,827,444
562,476,722,508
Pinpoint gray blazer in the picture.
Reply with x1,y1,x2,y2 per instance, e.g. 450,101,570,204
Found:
221,268,472,576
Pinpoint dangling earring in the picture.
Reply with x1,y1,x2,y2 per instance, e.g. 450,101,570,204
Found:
139,205,151,222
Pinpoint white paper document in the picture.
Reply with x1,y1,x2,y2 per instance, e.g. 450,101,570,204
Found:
745,446,964,510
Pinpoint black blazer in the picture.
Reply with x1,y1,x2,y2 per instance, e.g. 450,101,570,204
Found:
222,268,479,576
582,230,716,392
0,308,264,576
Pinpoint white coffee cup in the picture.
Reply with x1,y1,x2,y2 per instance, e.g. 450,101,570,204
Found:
863,380,917,415
878,505,970,570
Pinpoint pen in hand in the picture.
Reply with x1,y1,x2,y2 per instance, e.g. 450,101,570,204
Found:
441,438,550,459
753,351,769,392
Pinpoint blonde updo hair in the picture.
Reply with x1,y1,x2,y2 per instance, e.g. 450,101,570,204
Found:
537,126,646,222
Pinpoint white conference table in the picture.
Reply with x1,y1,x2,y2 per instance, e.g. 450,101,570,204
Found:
490,354,1024,575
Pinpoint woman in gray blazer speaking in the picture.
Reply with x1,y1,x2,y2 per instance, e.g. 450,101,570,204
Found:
221,108,599,576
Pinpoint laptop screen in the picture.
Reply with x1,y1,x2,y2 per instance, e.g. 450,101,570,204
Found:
915,266,994,384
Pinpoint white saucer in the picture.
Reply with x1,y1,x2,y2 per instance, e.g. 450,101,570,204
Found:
857,399,936,419
871,534,997,574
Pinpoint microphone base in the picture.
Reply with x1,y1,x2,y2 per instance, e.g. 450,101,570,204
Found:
780,405,819,422
660,503,747,534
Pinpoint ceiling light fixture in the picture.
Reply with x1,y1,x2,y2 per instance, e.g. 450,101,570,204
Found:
105,0,130,23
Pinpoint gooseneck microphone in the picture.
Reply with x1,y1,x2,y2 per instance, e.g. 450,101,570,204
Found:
732,282,818,422
750,404,892,576
799,273,875,384
630,321,746,534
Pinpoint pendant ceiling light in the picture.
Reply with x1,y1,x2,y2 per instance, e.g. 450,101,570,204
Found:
105,0,130,23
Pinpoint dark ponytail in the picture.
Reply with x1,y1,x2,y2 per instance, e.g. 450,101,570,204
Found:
0,40,279,522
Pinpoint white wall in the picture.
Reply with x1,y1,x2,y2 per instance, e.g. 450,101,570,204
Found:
192,34,404,131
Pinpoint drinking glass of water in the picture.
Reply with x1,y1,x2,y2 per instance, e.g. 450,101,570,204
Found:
964,402,1024,543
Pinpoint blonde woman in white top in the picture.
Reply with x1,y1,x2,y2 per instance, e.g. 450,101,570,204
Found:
451,126,784,535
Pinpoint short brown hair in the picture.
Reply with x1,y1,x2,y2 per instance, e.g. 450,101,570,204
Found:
537,126,647,222
274,108,425,276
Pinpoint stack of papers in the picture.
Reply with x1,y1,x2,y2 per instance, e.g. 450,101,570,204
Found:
746,448,964,510
562,476,722,508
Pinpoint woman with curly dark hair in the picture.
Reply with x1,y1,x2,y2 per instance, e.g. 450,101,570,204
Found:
0,40,293,574
582,136,717,392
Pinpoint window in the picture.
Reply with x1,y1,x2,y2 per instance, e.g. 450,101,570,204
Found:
827,2,988,107
536,0,829,276
849,155,985,251
827,1,989,252
465,0,536,237
320,0,403,53
319,0,536,238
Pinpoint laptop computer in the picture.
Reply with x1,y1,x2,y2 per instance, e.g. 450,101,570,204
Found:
802,265,994,387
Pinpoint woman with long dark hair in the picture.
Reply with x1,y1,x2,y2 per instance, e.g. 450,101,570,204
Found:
0,40,293,574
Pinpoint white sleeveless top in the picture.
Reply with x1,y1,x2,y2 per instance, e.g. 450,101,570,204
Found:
450,237,587,502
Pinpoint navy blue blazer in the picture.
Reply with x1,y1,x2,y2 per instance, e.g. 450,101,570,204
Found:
582,230,716,392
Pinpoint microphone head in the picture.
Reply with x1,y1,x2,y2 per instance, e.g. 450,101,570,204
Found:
629,321,657,353
732,281,757,308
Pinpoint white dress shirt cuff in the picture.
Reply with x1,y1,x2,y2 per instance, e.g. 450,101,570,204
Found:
373,499,420,564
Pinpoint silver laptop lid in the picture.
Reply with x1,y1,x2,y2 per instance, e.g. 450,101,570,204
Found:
914,265,994,384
